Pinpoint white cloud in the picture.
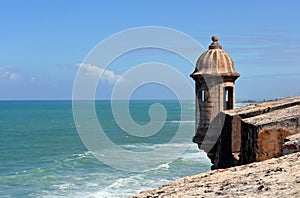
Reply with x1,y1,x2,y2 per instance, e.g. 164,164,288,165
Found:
31,77,36,82
77,63,124,83
0,66,19,80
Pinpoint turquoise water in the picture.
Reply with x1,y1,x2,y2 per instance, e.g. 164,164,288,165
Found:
0,100,211,197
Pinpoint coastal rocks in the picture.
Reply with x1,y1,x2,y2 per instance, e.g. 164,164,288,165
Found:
130,152,300,198
206,96,300,169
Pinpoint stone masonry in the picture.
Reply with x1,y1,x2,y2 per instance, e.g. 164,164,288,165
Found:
210,96,300,169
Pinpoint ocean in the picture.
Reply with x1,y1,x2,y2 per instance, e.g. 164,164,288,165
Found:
0,100,249,197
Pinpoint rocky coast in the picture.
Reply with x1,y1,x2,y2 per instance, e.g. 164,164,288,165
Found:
130,151,300,197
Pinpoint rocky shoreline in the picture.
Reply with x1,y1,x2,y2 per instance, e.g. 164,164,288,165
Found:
130,152,300,197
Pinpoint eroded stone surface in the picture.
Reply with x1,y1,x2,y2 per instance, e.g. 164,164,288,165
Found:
257,128,292,161
282,133,300,155
130,152,300,198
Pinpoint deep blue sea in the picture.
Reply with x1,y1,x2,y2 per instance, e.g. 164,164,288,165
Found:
0,100,249,197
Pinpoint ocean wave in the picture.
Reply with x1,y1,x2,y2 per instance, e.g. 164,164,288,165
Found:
168,120,194,124
96,175,146,197
156,163,170,170
180,152,208,162
95,174,172,198
51,182,78,190
72,151,94,159
120,142,192,152
14,145,209,198
57,151,94,163
120,143,156,152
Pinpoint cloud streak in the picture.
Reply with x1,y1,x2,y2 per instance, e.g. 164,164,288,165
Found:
0,66,19,80
77,63,123,83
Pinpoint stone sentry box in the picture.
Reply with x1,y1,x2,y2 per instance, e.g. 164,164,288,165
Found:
190,36,240,167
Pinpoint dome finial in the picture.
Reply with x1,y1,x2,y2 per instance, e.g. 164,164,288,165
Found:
209,35,222,49
212,35,219,42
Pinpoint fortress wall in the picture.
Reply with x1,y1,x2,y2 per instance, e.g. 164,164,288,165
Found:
208,96,300,169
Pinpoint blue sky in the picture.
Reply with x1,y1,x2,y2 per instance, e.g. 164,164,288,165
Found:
0,0,299,100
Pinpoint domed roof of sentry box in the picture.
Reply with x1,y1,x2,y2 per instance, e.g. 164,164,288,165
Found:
192,36,240,78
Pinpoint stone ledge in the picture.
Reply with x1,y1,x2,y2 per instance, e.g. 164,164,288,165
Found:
242,105,300,126
226,96,300,118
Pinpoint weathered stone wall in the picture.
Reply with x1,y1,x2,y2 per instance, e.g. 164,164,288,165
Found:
256,128,291,161
282,133,300,155
240,105,300,164
205,96,300,169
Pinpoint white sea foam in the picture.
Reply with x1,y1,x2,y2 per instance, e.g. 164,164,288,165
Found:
51,182,77,190
179,144,210,162
62,151,93,162
155,163,170,170
121,143,156,152
97,175,151,197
